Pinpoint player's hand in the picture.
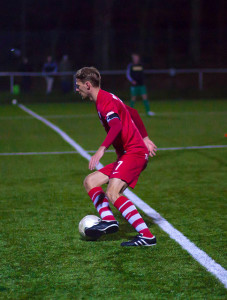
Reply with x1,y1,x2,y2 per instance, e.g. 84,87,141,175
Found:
143,137,157,157
89,146,106,170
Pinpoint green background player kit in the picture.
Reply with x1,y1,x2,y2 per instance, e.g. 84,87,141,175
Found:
130,85,150,113
127,63,151,114
130,85,147,96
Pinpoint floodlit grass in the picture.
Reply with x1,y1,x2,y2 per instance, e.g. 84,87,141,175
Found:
0,99,227,298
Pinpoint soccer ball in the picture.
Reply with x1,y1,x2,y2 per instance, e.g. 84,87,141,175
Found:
79,215,101,239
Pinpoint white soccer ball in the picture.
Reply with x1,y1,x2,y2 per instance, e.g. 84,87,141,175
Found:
79,215,101,239
12,99,17,105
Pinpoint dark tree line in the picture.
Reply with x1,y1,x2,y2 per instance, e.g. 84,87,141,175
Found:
1,0,227,70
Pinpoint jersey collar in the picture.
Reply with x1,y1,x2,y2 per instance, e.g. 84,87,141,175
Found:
96,88,104,106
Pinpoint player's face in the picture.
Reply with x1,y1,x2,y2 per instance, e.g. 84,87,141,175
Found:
76,80,90,99
47,56,52,63
132,54,140,64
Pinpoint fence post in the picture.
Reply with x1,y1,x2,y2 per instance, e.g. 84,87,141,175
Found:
199,71,203,90
10,75,14,94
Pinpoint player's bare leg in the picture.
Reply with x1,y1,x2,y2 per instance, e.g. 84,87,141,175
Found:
142,94,155,116
84,171,109,192
84,172,119,239
106,178,156,246
105,178,127,203
130,96,136,108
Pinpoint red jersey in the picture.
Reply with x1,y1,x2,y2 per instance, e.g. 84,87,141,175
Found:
96,89,148,156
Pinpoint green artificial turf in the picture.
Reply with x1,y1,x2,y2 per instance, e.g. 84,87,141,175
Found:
0,99,227,299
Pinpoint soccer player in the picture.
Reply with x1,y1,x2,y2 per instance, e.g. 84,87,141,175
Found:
42,56,58,94
127,53,155,116
75,67,157,247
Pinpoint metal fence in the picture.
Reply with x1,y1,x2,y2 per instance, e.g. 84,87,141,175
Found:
0,69,227,94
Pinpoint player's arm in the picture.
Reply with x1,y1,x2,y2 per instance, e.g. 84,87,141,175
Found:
126,105,157,157
126,64,136,85
126,105,148,137
54,62,58,73
89,113,122,170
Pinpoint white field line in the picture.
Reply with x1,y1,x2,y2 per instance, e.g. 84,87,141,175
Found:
0,113,97,121
1,110,227,121
1,144,227,157
17,103,227,289
158,145,227,150
0,151,78,156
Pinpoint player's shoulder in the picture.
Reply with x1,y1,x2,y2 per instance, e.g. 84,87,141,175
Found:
100,89,123,101
99,89,111,97
97,89,117,110
98,89,114,103
98,89,124,108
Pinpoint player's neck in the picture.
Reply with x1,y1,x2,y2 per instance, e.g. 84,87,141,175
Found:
89,87,100,102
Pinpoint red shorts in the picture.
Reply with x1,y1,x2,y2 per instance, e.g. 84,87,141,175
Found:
99,152,148,189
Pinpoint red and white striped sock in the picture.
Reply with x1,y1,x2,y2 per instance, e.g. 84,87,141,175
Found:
88,187,116,221
114,196,154,238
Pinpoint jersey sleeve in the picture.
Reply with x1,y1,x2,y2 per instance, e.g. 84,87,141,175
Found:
101,117,122,149
126,105,148,138
98,93,119,120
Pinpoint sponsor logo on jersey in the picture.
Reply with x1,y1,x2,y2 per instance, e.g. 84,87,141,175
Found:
132,66,143,71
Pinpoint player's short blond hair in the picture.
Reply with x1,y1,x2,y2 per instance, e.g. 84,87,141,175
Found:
75,67,101,87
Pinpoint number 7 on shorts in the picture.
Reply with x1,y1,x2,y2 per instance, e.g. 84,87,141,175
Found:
115,160,123,170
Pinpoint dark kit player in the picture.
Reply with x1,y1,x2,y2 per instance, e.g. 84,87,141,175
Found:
75,67,157,247
127,53,155,116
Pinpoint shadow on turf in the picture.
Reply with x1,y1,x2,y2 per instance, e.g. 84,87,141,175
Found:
79,216,156,243
79,224,132,243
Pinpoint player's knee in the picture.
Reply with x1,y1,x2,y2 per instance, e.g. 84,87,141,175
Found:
83,173,96,192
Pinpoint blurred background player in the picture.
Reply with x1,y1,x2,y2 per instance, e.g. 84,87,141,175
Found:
127,53,155,116
19,57,32,92
59,55,72,93
42,56,58,94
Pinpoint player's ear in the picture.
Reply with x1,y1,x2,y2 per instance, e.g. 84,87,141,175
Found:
85,81,91,90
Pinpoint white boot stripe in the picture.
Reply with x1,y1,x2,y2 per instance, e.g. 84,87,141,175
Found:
142,240,148,245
